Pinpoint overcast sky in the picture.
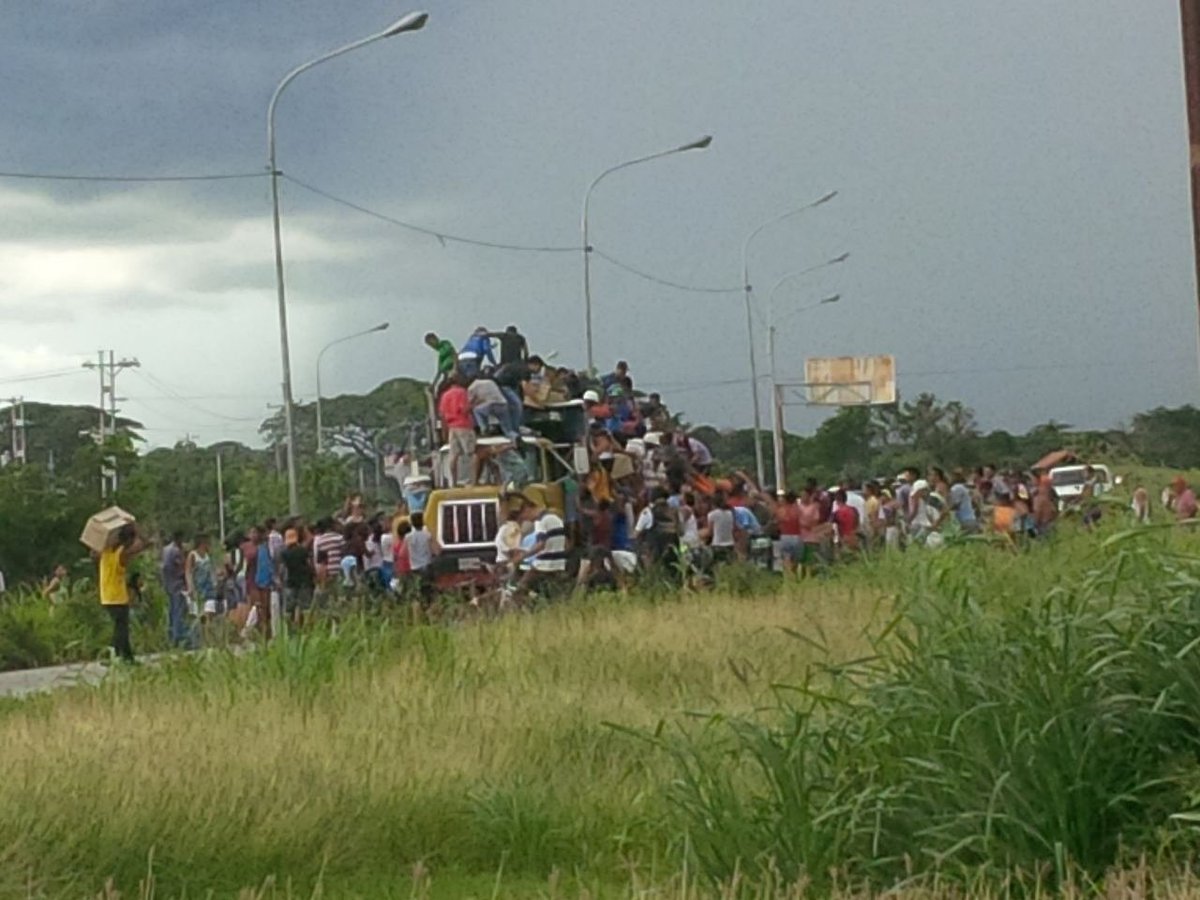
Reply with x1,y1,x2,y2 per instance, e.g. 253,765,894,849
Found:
1,0,1196,448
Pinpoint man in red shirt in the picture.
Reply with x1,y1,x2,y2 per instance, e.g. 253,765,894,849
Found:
437,375,476,486
832,489,860,554
1175,476,1198,522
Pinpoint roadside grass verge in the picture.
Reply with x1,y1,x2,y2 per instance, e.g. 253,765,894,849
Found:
0,585,882,898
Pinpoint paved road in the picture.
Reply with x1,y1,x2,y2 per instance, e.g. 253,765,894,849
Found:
0,660,109,699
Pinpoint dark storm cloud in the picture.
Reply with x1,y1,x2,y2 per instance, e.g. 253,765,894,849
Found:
0,0,1196,448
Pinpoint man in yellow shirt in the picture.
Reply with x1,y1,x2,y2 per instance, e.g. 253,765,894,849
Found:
99,523,144,662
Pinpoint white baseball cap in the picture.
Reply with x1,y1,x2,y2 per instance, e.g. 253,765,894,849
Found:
582,390,601,403
912,479,930,493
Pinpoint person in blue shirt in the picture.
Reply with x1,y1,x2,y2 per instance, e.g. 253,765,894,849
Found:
600,360,629,391
459,327,497,378
732,504,762,536
612,499,634,552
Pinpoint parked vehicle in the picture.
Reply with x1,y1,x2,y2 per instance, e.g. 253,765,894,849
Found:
423,400,590,590
1049,464,1111,508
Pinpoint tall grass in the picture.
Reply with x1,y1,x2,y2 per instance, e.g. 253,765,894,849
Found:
0,579,169,671
0,587,881,898
656,527,1200,891
7,523,1200,897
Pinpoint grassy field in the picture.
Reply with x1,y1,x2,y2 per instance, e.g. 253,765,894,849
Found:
5,510,1200,897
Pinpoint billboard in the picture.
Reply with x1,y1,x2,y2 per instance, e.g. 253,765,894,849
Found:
804,355,896,406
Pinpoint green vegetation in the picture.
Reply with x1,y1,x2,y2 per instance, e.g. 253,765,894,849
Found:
0,579,169,672
6,521,1200,897
0,378,430,584
6,385,1200,587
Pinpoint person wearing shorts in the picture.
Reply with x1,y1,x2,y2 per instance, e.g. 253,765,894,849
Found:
775,491,803,574
437,375,477,486
280,527,315,623
797,487,824,577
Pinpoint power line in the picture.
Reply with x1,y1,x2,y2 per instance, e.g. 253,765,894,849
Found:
0,368,87,386
901,359,1189,377
281,173,579,254
124,394,277,402
132,370,262,423
283,173,747,295
0,170,267,183
591,248,742,294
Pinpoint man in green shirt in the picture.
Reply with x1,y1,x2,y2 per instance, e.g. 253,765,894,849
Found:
425,332,457,391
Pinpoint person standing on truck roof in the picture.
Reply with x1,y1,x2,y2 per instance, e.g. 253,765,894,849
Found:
438,375,477,486
556,367,583,400
493,360,529,428
425,332,457,392
468,374,518,441
677,431,713,476
491,325,528,366
641,393,670,431
601,360,630,392
458,326,496,379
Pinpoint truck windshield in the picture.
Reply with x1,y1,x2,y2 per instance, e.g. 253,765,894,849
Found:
1051,469,1089,487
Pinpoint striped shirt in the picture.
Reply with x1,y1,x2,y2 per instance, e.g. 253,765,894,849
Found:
312,531,344,570
531,513,567,572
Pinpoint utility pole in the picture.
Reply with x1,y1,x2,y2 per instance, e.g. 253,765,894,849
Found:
82,351,140,499
1180,1,1200,363
216,450,227,547
5,397,27,465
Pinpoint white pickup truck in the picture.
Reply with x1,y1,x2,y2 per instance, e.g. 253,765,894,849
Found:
1049,464,1112,508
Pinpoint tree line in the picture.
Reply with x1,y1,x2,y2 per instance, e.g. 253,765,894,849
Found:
2,381,1198,585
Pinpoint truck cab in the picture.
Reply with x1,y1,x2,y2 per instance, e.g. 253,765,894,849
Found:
423,400,589,589
1049,463,1111,509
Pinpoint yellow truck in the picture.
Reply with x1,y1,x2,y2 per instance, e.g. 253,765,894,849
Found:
424,402,589,589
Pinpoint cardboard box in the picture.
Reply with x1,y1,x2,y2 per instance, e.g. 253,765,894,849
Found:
80,506,136,554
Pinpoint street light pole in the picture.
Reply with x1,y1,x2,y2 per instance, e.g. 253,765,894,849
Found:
740,190,838,486
268,10,428,514
581,135,712,373
316,322,390,453
766,276,842,491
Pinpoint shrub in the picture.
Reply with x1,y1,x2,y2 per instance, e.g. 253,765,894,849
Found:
658,533,1200,891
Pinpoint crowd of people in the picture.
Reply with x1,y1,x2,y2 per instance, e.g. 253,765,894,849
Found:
69,324,1200,663
73,459,1200,664
426,327,674,486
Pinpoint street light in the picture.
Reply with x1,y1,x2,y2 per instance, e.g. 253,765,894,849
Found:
766,272,842,490
268,10,429,514
740,190,838,485
581,135,713,373
316,322,390,453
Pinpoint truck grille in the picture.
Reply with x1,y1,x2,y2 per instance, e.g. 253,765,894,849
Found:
438,499,500,549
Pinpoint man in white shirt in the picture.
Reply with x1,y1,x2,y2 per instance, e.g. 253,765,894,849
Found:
516,502,568,599
704,494,737,564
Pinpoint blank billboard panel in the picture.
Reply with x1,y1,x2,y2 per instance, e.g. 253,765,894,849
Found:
804,355,897,406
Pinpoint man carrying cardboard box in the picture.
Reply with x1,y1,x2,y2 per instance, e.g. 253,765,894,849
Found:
99,523,145,663
80,506,136,555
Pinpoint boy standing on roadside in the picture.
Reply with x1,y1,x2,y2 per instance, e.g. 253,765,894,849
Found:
100,524,145,663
